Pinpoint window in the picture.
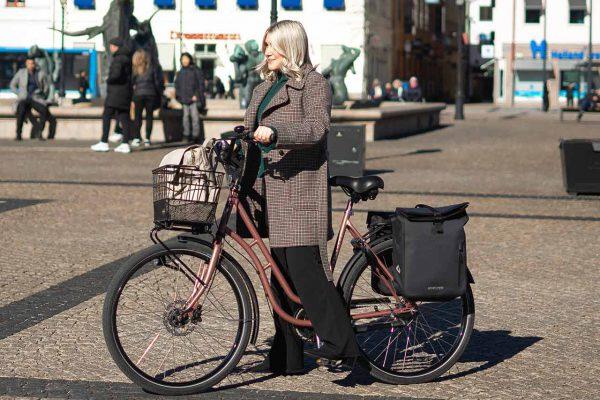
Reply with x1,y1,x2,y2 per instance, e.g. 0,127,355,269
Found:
196,0,216,9
282,0,301,10
480,6,493,21
154,0,175,10
237,0,257,9
6,0,25,7
569,0,587,24
525,0,542,23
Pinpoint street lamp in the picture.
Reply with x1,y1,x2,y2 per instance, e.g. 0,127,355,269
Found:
455,0,466,120
541,0,549,112
59,0,67,98
270,0,278,24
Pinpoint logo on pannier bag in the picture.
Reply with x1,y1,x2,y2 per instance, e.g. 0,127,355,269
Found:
427,286,445,291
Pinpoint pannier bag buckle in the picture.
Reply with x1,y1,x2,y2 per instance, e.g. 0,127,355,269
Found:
432,220,444,234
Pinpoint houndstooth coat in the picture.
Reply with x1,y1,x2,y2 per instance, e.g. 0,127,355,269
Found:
239,63,334,279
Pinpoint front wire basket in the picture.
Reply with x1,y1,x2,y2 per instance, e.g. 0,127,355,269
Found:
152,164,224,230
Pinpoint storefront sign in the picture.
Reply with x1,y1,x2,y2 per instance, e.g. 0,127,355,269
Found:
170,32,241,40
530,40,600,60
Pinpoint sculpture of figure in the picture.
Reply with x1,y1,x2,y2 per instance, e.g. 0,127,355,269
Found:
230,45,250,108
244,40,264,107
321,46,361,106
51,0,140,94
28,45,57,102
230,40,264,109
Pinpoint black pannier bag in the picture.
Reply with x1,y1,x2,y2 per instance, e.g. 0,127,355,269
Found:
371,203,469,301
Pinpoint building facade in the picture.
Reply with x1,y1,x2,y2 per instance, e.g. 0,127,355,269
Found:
468,0,600,107
0,0,398,99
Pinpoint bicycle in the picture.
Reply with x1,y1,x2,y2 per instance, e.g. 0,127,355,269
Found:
102,126,475,395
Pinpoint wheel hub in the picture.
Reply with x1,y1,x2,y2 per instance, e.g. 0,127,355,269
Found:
162,300,201,336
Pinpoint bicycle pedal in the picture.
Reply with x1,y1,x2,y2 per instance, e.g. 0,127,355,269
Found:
316,358,342,368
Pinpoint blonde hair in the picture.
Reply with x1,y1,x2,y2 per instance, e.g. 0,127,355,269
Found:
256,20,312,82
132,50,150,77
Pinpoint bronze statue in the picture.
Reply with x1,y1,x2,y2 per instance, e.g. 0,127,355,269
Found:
27,45,58,102
230,40,264,109
321,46,361,106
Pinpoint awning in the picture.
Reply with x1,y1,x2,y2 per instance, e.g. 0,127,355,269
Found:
155,0,175,9
282,0,302,10
238,0,258,9
324,0,345,10
74,0,95,10
196,0,216,9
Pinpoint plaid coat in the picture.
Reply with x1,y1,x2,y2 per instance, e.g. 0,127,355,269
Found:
240,64,334,279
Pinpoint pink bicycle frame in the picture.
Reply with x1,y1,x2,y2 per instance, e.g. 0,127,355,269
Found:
181,185,410,327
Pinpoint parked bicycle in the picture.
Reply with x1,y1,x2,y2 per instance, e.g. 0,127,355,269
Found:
102,126,475,395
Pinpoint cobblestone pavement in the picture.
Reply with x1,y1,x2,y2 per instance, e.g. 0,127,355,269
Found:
0,108,599,399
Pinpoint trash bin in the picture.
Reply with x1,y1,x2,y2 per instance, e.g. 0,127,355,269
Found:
328,124,366,177
159,108,183,143
560,139,600,194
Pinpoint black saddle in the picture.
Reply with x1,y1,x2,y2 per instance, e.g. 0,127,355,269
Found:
329,175,384,201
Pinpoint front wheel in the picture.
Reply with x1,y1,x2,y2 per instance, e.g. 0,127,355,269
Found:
102,241,253,395
339,237,475,384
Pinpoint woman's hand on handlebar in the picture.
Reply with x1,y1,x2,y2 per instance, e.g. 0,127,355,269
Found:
253,126,275,145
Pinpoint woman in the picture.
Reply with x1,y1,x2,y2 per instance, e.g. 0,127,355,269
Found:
175,53,206,143
242,20,361,375
131,50,162,147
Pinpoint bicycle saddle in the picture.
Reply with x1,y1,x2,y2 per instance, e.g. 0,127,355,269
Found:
329,175,384,195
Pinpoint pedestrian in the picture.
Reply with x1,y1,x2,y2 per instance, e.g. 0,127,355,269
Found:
214,76,226,99
73,70,89,104
566,82,575,108
91,37,133,153
392,78,404,101
402,76,423,102
383,82,394,101
368,78,383,100
9,56,53,141
131,49,163,147
243,19,361,376
174,52,206,144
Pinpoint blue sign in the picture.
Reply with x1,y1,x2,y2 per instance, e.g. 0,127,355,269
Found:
324,0,345,10
282,0,302,10
196,0,216,8
74,0,95,9
531,40,600,60
155,0,175,9
238,0,258,9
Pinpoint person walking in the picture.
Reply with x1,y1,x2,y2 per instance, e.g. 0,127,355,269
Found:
91,37,133,153
566,82,575,108
214,76,226,99
241,20,361,376
9,57,53,141
131,49,163,147
174,53,206,144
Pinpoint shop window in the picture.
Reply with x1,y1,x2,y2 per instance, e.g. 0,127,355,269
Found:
238,0,257,9
282,0,301,10
480,6,493,21
196,0,216,9
75,0,95,9
154,0,175,10
525,0,542,23
324,0,344,11
6,0,25,7
569,0,587,24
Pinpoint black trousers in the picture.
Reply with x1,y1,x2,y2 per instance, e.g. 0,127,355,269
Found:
268,246,360,373
101,106,130,143
133,96,156,140
16,98,49,139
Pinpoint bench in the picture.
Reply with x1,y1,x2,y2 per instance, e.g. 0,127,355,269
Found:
560,106,600,122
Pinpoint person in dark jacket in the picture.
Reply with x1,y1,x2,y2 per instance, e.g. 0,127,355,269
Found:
131,49,163,147
91,37,133,153
214,76,226,98
174,53,206,143
73,70,90,104
402,76,423,102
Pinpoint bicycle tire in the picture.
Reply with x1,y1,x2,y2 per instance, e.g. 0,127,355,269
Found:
339,237,475,384
102,241,252,395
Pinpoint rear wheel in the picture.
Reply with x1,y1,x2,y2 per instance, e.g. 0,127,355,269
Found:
102,241,252,395
340,237,475,384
